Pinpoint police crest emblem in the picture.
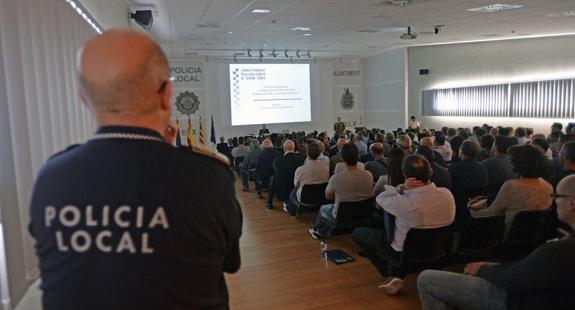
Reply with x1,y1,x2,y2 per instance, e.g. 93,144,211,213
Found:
340,88,354,110
175,90,200,115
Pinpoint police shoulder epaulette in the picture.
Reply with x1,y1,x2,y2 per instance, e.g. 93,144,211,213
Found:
189,145,230,166
47,144,81,161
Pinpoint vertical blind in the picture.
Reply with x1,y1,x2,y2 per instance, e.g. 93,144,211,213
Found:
0,0,98,307
423,77,575,118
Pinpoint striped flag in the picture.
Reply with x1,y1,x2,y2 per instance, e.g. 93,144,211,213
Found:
175,119,182,147
198,116,205,147
210,115,216,145
187,116,195,147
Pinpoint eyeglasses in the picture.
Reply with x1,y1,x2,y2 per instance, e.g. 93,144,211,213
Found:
551,193,575,200
157,76,175,94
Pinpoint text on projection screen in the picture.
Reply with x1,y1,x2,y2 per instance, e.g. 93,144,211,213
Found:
229,64,311,126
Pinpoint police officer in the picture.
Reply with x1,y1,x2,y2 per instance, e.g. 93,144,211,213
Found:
29,29,242,310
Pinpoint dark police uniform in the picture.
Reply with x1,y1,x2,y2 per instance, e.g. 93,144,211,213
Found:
29,126,242,310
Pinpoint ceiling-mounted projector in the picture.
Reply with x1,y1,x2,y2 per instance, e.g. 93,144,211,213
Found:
130,10,153,32
400,26,417,39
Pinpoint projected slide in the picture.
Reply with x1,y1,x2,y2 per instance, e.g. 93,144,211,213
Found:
230,64,311,126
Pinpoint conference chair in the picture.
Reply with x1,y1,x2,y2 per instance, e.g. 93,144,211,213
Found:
377,226,451,278
450,214,505,258
332,198,376,235
505,209,551,246
295,183,329,216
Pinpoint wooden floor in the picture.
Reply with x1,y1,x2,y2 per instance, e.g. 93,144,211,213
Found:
225,178,423,310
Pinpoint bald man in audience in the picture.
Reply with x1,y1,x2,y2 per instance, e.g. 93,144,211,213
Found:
418,175,575,310
364,142,388,182
266,140,305,209
420,137,447,167
28,30,242,310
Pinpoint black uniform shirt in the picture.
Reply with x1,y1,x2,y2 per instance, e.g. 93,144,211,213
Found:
29,126,242,310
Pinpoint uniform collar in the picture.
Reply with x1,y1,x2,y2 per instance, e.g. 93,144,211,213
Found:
96,126,164,139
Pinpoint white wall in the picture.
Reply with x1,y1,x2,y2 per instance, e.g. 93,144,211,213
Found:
78,0,130,29
363,48,407,130
408,35,575,135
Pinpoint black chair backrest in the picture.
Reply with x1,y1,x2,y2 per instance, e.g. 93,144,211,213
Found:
459,215,505,251
336,198,375,224
402,226,451,264
300,183,328,206
234,156,245,167
507,209,550,245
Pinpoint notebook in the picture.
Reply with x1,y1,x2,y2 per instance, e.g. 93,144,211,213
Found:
326,249,356,265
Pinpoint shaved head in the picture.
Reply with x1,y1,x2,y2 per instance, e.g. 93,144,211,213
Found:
556,175,575,228
420,137,433,148
78,29,169,115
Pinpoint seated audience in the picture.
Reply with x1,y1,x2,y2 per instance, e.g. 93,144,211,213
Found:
515,126,529,145
448,140,488,222
416,145,451,190
432,134,452,164
373,149,407,196
240,139,262,191
256,139,281,198
396,135,413,155
353,155,455,295
329,138,348,174
310,139,331,168
417,174,575,310
470,144,553,240
482,136,517,204
364,142,388,182
449,135,464,162
309,144,373,239
231,136,248,164
420,137,447,167
334,159,365,174
548,131,562,158
477,134,495,161
354,132,368,156
266,140,305,209
531,137,555,181
285,142,330,215
550,141,575,188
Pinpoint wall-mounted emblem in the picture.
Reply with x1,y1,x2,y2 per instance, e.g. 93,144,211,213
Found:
175,91,200,115
340,88,355,110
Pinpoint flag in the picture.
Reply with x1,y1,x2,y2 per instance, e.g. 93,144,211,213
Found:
187,116,195,147
198,116,205,147
210,115,216,145
175,119,182,147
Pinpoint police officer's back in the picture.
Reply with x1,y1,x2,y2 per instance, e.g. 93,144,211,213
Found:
29,29,242,310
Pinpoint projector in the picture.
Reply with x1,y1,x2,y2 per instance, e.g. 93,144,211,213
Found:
400,27,417,40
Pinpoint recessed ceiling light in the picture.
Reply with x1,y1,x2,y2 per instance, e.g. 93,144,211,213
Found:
251,9,271,14
263,44,268,47
467,4,524,13
228,31,233,34
303,33,312,36
291,27,311,31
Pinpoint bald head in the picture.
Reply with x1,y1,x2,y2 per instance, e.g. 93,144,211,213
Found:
283,140,295,153
556,175,575,228
78,29,169,115
370,142,384,158
420,137,433,148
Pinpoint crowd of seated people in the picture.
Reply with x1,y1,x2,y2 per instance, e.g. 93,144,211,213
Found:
217,121,575,305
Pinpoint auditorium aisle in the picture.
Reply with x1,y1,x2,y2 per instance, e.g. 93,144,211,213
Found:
226,177,422,310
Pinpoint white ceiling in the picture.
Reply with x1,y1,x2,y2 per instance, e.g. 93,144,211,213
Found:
127,0,575,59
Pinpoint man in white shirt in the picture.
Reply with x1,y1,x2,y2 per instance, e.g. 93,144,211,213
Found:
408,115,421,131
285,142,330,215
305,139,330,168
352,154,455,295
309,144,373,239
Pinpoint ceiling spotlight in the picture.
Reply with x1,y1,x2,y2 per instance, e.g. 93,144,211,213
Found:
290,56,294,63
271,50,278,57
285,49,289,58
259,55,263,62
205,56,209,63
233,55,237,63
434,25,444,34
296,50,301,58
259,49,264,57
306,50,311,58
247,49,252,57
